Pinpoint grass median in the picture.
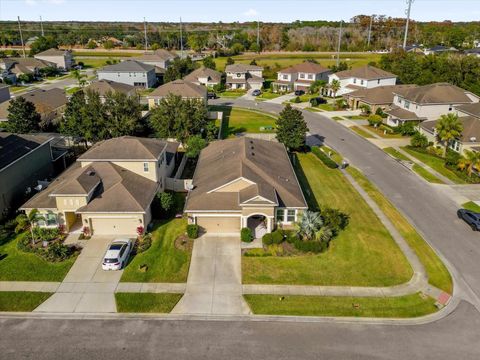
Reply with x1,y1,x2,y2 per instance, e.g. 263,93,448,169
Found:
115,293,182,313
0,292,53,312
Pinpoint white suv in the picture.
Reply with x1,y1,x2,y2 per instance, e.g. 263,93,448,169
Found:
102,239,133,271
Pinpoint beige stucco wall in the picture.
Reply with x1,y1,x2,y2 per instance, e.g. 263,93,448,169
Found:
80,160,162,182
242,207,275,217
82,213,145,235
55,196,88,211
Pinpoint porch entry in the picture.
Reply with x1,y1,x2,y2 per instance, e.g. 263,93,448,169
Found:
247,215,268,239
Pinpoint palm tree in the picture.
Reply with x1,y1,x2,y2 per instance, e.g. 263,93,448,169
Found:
329,79,341,98
72,69,87,88
458,150,480,177
295,211,323,241
435,113,463,156
15,208,44,245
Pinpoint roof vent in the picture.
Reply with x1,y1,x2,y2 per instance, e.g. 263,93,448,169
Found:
250,146,254,150
251,152,255,156
86,170,96,176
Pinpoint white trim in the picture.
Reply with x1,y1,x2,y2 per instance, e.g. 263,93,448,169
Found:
240,195,277,205
207,177,255,194
77,211,146,214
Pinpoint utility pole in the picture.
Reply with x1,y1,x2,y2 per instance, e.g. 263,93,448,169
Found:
403,0,414,49
257,20,260,48
367,15,373,48
144,17,148,52
179,17,183,58
17,16,26,58
40,15,44,36
336,20,343,67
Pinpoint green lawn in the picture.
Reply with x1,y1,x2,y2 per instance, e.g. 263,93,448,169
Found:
115,293,182,313
347,167,453,293
257,91,281,100
412,164,445,184
245,293,437,318
332,116,344,121
72,51,139,57
0,233,77,282
317,103,337,111
120,219,191,283
350,126,374,139
0,292,53,312
384,147,411,161
75,57,119,69
242,152,413,287
65,86,81,95
290,94,316,103
401,146,466,184
218,90,246,98
462,201,480,212
345,115,368,120
211,106,277,138
361,125,404,139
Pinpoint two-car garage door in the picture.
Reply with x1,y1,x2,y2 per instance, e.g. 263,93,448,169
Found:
196,217,240,234
90,217,140,235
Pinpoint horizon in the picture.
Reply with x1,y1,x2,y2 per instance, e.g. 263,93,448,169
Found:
0,0,479,23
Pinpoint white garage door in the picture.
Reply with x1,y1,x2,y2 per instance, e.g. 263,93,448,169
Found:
90,217,139,235
196,217,240,234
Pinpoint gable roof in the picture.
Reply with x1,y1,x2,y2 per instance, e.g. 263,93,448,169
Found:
0,133,52,171
420,116,480,143
136,49,178,62
279,62,331,74
345,85,418,105
334,65,397,80
185,137,307,212
183,67,222,83
148,79,207,98
456,102,480,118
35,48,69,57
78,136,167,161
225,64,263,73
86,80,135,96
0,88,67,119
99,60,155,73
1,57,55,70
394,83,474,104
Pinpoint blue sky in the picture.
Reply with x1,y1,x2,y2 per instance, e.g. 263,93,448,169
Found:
0,0,479,22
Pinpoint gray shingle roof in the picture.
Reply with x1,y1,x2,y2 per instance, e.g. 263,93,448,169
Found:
99,60,155,73
334,65,397,80
394,83,474,104
148,79,207,98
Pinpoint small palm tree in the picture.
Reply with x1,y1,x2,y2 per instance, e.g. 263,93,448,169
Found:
72,69,87,88
435,113,463,156
295,211,323,241
458,150,480,177
329,79,341,98
15,209,44,245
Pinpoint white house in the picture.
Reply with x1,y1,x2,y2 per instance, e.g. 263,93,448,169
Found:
225,64,264,91
97,60,156,89
183,67,222,88
273,62,332,93
326,65,397,97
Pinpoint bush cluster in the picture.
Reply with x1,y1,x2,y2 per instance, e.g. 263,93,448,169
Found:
135,233,152,253
187,224,199,239
241,227,253,242
262,230,284,245
311,146,338,169
410,133,429,148
17,233,76,262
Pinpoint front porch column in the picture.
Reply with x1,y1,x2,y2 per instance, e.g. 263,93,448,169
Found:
266,217,272,232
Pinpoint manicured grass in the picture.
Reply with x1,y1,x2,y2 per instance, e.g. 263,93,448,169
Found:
361,125,404,139
332,116,344,121
115,293,182,313
257,91,281,100
121,219,191,283
401,146,466,184
290,94,315,103
412,164,445,184
317,103,337,111
462,201,480,212
242,152,413,286
212,106,277,138
218,90,246,98
350,126,374,138
75,57,119,69
0,291,53,312
347,167,453,293
0,233,77,282
384,147,411,161
346,115,368,120
244,293,437,318
65,86,80,95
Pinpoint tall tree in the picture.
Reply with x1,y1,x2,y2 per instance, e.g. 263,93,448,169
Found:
103,91,141,138
202,56,216,70
6,97,40,133
435,113,463,156
60,90,87,138
164,57,197,83
275,103,308,150
29,36,58,56
329,79,341,97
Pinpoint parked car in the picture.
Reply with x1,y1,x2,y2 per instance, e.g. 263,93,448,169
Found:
294,90,305,96
457,209,480,231
102,238,133,270
207,92,217,99
310,97,327,105
251,89,262,96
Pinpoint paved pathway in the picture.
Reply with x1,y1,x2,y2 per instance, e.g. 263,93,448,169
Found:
263,92,295,104
172,235,250,315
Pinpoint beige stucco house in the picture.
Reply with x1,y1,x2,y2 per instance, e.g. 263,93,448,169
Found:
34,48,74,70
225,64,264,91
147,79,207,110
184,137,307,238
273,62,332,93
21,136,178,236
183,67,222,88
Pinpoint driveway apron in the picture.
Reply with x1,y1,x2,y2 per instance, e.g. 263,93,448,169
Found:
172,234,250,315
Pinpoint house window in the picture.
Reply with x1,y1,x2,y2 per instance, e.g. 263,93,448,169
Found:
299,73,305,79
449,139,461,152
46,213,57,226
283,74,288,80
405,101,410,109
275,209,285,222
275,209,296,223
361,80,364,85
143,162,149,172
353,78,357,84
377,79,381,84
307,74,313,80
287,209,296,222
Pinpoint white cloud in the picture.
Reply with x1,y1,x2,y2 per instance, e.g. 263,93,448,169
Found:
25,0,38,6
46,0,65,4
243,9,258,18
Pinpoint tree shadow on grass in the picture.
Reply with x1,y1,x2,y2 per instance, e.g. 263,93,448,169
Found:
292,152,320,211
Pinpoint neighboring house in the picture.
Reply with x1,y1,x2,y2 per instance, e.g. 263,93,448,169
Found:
326,65,397,96
419,102,480,154
0,84,10,104
386,83,480,127
344,84,418,113
21,136,178,236
0,133,55,220
424,45,458,55
0,57,55,82
273,62,332,93
225,64,264,91
184,137,308,237
0,88,68,126
85,80,137,103
404,44,425,54
465,48,480,58
34,48,74,70
97,60,156,89
136,49,178,70
183,67,222,88
147,79,207,110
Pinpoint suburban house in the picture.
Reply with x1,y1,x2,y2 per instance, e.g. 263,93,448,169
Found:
0,57,55,83
136,49,178,70
419,102,480,154
424,45,458,55
147,79,207,110
34,48,74,70
386,83,480,127
344,84,418,113
225,64,264,90
404,44,425,54
273,62,332,93
183,67,222,88
0,84,10,104
326,65,397,96
0,88,68,127
21,136,178,236
184,137,308,238
97,60,156,89
466,48,480,58
85,80,137,103
0,133,56,220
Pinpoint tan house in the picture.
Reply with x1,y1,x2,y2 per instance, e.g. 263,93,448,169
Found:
183,67,222,88
147,80,207,110
225,64,264,91
184,137,307,237
34,48,74,70
273,62,332,93
86,80,137,103
135,49,178,71
0,57,55,81
21,136,178,236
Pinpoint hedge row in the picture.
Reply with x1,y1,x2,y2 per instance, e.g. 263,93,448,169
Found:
311,146,338,169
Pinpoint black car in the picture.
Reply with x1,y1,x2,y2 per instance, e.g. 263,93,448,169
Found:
457,209,480,231
294,90,305,96
207,92,217,99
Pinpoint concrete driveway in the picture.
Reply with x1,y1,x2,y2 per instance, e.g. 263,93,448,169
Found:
34,236,123,313
264,92,295,104
172,234,250,315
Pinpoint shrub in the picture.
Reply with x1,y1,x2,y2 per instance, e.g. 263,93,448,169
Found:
335,99,347,110
445,148,462,166
320,207,349,234
359,104,371,115
44,242,72,262
159,192,174,213
187,224,199,239
262,233,273,245
310,98,318,107
410,132,429,148
294,96,301,103
135,233,152,253
311,146,338,169
292,238,327,253
367,114,383,127
271,230,284,244
241,227,253,242
395,122,417,136
375,107,387,118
